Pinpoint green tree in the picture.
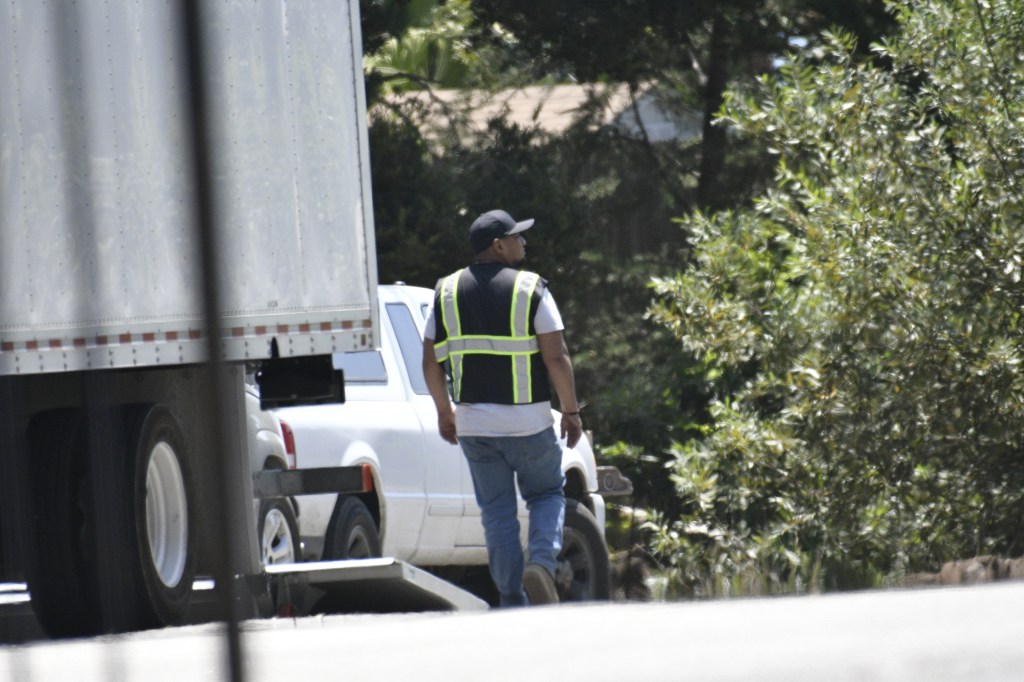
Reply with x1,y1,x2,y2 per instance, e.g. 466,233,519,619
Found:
649,0,1024,596
365,0,485,96
467,0,895,213
363,0,901,531
362,0,434,55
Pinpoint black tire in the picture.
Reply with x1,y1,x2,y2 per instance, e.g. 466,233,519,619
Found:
323,496,381,559
556,499,611,602
122,404,196,629
26,409,101,637
25,404,196,636
259,497,300,565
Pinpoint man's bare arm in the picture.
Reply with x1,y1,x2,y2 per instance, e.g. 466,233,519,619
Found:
422,339,458,444
537,330,583,448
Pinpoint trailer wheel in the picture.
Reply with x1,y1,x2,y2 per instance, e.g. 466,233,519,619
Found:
259,498,300,565
323,496,381,559
26,409,101,637
26,406,196,636
123,404,195,628
556,499,611,602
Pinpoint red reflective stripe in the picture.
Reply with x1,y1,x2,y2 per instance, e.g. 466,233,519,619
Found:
361,464,374,493
0,319,374,354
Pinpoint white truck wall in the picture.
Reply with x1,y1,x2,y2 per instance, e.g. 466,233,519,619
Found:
0,0,378,375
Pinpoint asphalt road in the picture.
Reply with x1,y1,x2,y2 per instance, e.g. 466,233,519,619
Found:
3,581,1023,681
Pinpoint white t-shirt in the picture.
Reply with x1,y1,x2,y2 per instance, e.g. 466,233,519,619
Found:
424,287,564,437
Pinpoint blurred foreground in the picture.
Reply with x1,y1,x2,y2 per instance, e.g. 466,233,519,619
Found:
2,581,1023,681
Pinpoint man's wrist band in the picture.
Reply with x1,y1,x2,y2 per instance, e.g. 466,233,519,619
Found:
563,411,581,416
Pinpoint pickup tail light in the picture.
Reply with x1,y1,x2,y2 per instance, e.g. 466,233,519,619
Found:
279,419,297,469
361,463,374,492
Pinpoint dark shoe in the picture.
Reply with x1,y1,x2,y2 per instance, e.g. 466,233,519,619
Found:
523,563,559,605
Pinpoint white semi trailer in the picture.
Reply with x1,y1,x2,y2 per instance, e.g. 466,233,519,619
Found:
0,0,383,638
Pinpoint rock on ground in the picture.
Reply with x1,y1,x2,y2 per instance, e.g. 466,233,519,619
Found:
905,555,1024,587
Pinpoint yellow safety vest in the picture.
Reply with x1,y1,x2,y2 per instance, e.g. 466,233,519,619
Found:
433,267,545,404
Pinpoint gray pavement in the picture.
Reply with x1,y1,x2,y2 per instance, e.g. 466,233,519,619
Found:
3,581,1024,681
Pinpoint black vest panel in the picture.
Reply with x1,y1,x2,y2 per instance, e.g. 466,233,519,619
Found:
433,263,552,405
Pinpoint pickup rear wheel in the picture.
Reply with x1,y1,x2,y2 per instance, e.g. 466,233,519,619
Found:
324,496,381,559
556,499,611,602
259,498,300,565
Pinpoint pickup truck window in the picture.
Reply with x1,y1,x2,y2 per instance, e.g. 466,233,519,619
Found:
332,350,387,383
386,302,428,395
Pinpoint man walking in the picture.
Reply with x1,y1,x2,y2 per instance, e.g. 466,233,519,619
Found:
422,209,584,607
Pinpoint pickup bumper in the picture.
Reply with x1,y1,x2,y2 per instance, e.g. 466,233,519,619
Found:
595,466,633,497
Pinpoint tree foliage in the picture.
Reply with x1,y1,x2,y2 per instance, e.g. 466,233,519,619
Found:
467,0,895,211
361,0,905,536
649,0,1024,596
365,0,493,96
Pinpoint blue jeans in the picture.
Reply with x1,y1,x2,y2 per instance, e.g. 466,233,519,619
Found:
460,428,566,607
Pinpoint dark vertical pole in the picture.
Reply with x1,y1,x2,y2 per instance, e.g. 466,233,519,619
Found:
697,10,733,213
179,2,246,681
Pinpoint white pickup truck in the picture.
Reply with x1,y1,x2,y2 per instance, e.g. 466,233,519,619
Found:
246,384,302,568
275,284,630,604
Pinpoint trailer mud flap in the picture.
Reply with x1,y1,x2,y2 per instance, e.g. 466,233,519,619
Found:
256,352,344,410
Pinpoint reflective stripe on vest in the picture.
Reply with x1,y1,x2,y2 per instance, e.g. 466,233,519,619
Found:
435,269,464,399
434,269,541,403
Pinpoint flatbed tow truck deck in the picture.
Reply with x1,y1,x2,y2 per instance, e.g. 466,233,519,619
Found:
1,558,486,645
